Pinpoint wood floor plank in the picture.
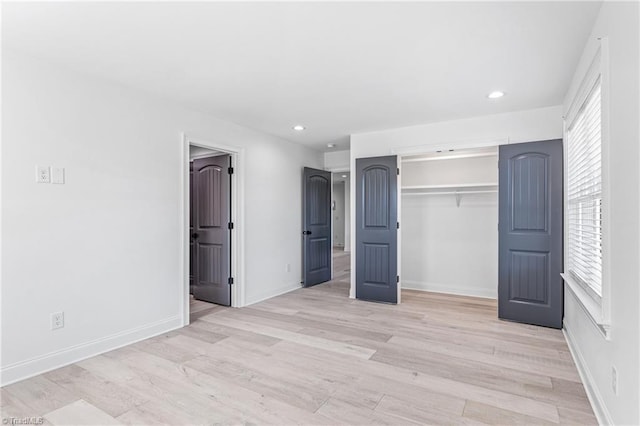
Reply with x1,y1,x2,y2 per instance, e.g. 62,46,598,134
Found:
371,344,554,389
240,306,394,342
557,406,599,425
43,365,146,418
183,349,333,413
204,315,377,359
462,400,555,425
3,376,79,416
1,387,46,419
189,317,282,346
44,399,122,426
130,337,200,364
317,396,421,425
376,394,482,425
77,353,240,424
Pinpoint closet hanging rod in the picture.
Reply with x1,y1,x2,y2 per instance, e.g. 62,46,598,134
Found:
402,190,498,196
401,183,497,190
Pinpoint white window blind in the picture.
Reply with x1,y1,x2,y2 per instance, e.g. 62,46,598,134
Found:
566,79,602,298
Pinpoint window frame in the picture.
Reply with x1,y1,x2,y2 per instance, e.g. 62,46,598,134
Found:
562,38,611,337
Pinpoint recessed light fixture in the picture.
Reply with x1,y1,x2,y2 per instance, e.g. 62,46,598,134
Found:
293,125,305,131
342,174,347,178
487,91,505,99
327,143,336,148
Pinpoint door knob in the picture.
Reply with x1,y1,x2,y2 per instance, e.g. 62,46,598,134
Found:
302,230,312,235
192,233,199,239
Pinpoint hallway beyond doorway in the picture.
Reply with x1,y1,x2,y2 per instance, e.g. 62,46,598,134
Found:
333,247,350,283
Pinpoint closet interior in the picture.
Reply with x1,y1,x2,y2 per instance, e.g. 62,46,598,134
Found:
401,146,499,299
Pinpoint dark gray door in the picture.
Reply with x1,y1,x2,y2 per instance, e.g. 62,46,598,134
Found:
189,161,195,294
302,167,332,287
355,156,398,303
192,155,231,306
499,140,563,328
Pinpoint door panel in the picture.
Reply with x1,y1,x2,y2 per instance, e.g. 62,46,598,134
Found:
356,156,398,303
302,168,332,286
198,166,223,227
192,155,231,306
189,162,195,294
499,140,563,328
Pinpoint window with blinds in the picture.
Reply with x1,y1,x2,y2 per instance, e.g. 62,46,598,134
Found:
566,78,602,298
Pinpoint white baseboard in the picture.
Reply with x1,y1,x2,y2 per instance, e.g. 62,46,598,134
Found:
402,280,496,299
563,320,613,426
0,315,182,387
245,282,301,306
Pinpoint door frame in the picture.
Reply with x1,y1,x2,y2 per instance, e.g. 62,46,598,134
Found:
180,133,246,325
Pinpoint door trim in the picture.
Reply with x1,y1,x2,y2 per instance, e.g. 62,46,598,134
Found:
181,133,246,325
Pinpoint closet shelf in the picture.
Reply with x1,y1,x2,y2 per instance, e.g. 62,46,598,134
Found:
401,183,498,207
401,183,497,191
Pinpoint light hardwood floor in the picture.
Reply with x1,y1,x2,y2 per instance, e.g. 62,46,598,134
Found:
2,251,596,425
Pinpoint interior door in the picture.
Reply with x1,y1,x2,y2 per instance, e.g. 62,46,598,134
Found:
499,140,563,328
355,155,398,303
192,155,231,306
302,167,332,287
189,161,195,294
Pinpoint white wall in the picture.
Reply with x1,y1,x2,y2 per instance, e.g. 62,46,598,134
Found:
401,155,498,298
332,181,345,247
561,2,640,424
349,105,563,298
324,149,349,171
189,145,220,159
0,51,323,385
351,105,563,157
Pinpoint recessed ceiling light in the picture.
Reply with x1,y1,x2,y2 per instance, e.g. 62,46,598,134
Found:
327,143,336,148
488,91,505,99
342,175,347,178
293,125,305,131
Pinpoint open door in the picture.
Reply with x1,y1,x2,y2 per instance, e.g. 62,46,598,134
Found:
191,155,232,306
302,167,332,287
499,140,563,328
189,161,195,294
355,155,398,303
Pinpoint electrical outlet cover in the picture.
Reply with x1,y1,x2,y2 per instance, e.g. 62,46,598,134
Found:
51,312,64,330
36,165,51,183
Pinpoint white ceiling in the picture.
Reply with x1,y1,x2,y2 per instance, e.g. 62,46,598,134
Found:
333,172,350,183
2,2,601,151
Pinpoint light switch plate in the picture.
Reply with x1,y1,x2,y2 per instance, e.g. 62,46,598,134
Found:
36,166,51,183
51,167,65,184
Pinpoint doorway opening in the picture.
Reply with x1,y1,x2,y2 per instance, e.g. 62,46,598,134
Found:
181,135,245,326
400,146,499,300
332,172,350,282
